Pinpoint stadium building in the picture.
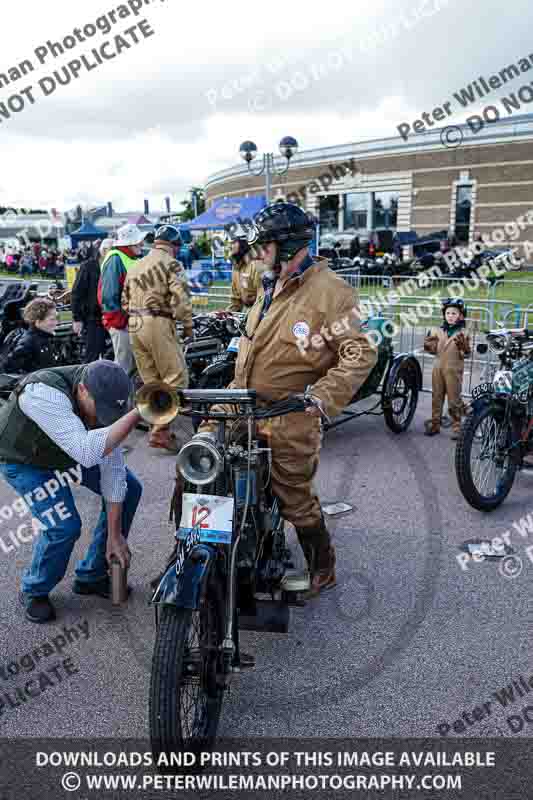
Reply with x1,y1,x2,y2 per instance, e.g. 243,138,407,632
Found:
205,113,533,257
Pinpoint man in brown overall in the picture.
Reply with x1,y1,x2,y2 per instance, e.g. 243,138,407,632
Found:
227,235,264,312
197,202,377,597
122,225,193,453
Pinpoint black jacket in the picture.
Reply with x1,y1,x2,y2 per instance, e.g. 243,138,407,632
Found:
349,237,360,258
0,327,56,374
71,258,102,322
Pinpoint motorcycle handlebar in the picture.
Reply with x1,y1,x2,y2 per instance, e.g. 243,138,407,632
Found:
179,388,310,419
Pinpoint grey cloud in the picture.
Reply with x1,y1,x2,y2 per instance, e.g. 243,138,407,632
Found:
3,0,532,145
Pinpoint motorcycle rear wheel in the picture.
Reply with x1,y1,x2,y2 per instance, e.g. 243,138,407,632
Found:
455,404,517,511
150,565,226,770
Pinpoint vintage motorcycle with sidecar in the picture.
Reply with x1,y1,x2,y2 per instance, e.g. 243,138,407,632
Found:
182,314,422,435
323,316,421,434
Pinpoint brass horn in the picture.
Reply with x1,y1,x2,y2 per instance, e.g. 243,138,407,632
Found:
135,381,182,425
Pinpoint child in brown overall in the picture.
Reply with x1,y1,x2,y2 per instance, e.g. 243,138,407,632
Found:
424,298,471,440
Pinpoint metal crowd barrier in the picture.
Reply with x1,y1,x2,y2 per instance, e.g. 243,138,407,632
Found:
197,277,513,397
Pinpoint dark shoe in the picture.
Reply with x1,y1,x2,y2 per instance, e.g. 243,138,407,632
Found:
73,576,132,599
424,419,441,436
424,419,440,435
19,592,56,624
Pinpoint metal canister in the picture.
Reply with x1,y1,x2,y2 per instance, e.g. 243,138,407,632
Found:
111,558,128,606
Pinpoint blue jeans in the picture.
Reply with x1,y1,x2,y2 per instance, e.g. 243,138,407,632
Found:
0,462,142,597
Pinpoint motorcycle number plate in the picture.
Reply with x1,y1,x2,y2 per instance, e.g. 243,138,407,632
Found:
178,493,234,544
227,337,240,353
472,382,493,400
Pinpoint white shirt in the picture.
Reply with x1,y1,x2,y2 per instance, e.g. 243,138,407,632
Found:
19,383,127,503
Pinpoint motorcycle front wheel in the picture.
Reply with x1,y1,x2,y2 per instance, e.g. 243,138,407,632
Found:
150,564,226,770
455,403,517,511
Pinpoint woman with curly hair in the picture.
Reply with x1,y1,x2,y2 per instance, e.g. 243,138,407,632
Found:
1,297,58,374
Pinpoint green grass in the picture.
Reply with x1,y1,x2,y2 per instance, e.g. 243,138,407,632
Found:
356,271,533,326
0,270,52,281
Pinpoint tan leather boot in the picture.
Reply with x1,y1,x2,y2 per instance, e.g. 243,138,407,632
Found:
307,543,336,597
296,516,337,599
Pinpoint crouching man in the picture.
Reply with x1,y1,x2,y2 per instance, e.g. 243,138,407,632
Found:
0,360,143,623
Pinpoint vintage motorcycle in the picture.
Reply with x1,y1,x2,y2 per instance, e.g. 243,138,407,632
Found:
183,311,244,390
455,326,533,511
144,384,317,761
0,281,40,348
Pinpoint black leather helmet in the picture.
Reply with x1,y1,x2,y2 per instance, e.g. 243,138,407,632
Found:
248,202,316,263
155,224,182,246
249,202,315,245
442,297,467,317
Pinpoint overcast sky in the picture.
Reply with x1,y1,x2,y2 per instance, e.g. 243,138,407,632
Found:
1,0,532,213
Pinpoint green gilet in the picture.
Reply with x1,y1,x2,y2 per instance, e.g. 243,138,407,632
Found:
101,249,138,274
0,365,87,470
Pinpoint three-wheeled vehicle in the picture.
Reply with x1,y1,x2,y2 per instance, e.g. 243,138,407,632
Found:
325,316,422,434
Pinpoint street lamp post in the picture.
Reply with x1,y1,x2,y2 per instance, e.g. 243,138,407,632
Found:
239,137,299,204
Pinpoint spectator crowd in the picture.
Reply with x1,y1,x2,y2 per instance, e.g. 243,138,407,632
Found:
0,240,101,278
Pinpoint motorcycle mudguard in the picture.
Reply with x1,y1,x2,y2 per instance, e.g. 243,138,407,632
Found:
150,544,216,609
384,353,422,395
470,394,507,419
470,395,492,415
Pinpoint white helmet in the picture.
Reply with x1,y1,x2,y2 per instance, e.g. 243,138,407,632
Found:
115,224,144,247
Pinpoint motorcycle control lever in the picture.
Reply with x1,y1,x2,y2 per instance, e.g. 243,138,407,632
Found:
303,387,331,425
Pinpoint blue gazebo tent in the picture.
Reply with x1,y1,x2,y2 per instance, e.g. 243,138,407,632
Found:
70,221,108,247
188,195,267,230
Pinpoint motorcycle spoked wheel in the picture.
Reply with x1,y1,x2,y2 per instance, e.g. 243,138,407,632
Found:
150,562,226,770
455,403,517,511
383,362,419,433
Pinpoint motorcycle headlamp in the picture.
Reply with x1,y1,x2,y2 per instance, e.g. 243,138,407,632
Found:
487,333,509,354
493,369,513,394
176,435,223,485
